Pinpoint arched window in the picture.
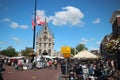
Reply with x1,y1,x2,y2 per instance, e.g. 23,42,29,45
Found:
44,43,46,49
49,38,51,42
39,38,42,41
39,49,41,54
39,43,41,47
48,49,51,54
43,36,47,42
49,43,51,48
43,50,48,55
44,31,47,34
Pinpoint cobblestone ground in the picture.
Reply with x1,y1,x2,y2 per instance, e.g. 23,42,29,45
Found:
1,65,120,80
107,70,120,80
1,65,61,80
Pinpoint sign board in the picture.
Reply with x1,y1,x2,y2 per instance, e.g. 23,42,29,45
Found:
61,46,71,53
61,46,71,58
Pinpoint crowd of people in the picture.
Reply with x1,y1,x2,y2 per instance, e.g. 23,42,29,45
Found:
60,58,116,80
0,59,4,80
0,56,118,80
0,56,59,71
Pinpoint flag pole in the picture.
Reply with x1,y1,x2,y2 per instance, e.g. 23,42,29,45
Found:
33,0,37,50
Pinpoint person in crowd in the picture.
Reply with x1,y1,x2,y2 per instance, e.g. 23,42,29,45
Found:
17,59,23,71
75,63,83,80
32,60,36,69
60,60,66,74
54,59,58,69
89,64,94,76
69,64,75,80
0,71,3,80
48,59,52,69
111,59,115,70
28,61,32,69
25,59,29,68
14,59,18,70
107,59,112,68
0,60,3,72
82,63,89,80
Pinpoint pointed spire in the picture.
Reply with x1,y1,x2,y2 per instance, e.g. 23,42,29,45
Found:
43,17,48,27
45,17,47,22
44,17,47,25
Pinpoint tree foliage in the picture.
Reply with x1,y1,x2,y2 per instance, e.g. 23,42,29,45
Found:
21,47,32,56
0,46,18,57
70,43,87,55
71,47,75,55
75,43,87,52
105,37,120,53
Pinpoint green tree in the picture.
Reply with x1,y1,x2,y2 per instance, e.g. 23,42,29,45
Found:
104,37,120,69
70,44,87,56
0,46,18,57
21,47,32,56
71,47,75,55
105,38,120,53
75,43,87,52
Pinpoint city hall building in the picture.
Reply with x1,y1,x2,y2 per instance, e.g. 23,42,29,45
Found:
36,19,54,57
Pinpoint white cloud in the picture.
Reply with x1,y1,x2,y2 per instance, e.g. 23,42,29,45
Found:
34,6,85,27
89,46,99,50
80,38,95,44
20,25,29,29
11,37,21,43
1,18,29,29
36,10,46,21
92,18,100,24
1,18,10,22
10,21,28,29
97,41,101,45
10,21,19,28
80,38,89,44
0,41,7,44
49,6,84,26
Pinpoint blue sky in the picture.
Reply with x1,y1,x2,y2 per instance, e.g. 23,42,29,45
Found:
0,0,120,52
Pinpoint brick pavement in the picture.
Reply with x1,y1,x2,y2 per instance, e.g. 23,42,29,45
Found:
3,65,120,80
1,65,61,80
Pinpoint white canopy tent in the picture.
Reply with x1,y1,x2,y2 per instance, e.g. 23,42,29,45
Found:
73,50,98,59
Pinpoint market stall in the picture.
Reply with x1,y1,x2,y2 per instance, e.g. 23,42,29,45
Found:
73,50,98,59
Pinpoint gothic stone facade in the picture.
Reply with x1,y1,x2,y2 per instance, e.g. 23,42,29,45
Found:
36,20,54,56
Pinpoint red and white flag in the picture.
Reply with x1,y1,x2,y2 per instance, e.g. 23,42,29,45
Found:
32,16,45,30
36,16,45,26
32,18,35,30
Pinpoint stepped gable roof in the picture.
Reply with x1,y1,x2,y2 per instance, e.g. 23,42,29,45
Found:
110,9,120,24
36,18,54,38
